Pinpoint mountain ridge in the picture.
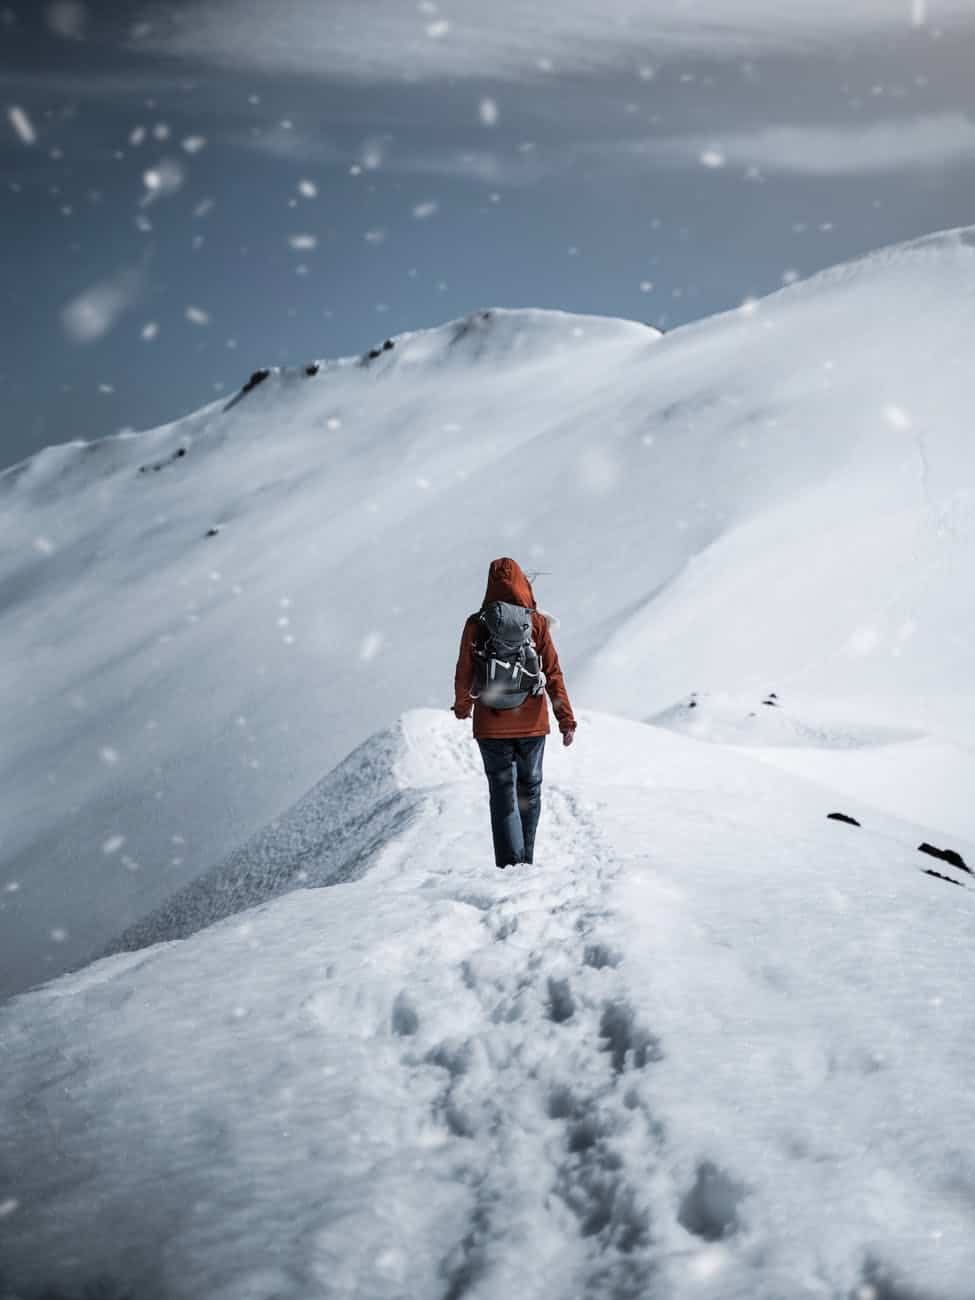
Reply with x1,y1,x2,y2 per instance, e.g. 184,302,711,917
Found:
2,225,975,997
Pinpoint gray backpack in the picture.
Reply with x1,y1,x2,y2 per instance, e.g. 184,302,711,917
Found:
470,601,546,710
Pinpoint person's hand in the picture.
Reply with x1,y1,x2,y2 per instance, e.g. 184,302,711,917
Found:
451,704,472,721
562,728,575,747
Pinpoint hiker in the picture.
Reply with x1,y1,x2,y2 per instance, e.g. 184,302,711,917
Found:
452,557,576,869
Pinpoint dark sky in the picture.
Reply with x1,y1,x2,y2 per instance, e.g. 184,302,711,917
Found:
2,0,975,469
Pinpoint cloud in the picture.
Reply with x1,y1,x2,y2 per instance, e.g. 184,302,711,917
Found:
231,127,552,186
614,113,975,174
0,68,199,99
135,0,975,82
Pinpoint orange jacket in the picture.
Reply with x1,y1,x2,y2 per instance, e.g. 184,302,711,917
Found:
453,557,577,740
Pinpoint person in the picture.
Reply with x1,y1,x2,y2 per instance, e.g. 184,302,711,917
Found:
452,557,576,869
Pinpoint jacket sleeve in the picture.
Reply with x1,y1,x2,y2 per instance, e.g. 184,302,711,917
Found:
536,616,576,734
453,616,477,718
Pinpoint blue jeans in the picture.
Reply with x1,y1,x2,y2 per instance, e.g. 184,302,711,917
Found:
476,736,546,867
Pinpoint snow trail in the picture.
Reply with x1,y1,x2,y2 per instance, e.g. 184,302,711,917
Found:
407,779,667,1298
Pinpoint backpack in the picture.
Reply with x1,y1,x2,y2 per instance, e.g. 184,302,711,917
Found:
469,601,546,710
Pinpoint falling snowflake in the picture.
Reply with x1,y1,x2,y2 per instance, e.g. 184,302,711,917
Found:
360,632,383,662
50,927,68,943
61,268,144,343
33,536,56,554
185,306,210,326
102,835,125,855
45,2,87,40
141,322,159,340
479,99,499,127
298,179,318,198
687,1245,729,1281
129,124,146,146
412,200,438,219
883,403,912,431
182,135,206,154
364,228,386,244
142,157,185,203
699,149,726,169
848,625,880,657
362,138,384,170
288,233,317,250
7,105,36,145
427,18,449,37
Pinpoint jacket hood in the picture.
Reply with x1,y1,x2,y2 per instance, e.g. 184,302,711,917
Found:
483,556,536,610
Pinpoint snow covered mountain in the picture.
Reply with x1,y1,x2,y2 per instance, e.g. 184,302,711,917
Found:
3,227,975,1001
3,228,975,1296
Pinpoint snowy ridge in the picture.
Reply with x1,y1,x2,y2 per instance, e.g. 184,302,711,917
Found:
4,230,975,1000
107,712,483,953
2,709,974,1299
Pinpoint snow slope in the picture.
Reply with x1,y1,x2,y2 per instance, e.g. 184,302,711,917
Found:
3,230,975,998
2,710,973,1300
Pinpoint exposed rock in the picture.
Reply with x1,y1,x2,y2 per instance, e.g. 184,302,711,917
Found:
923,869,965,888
918,842,972,874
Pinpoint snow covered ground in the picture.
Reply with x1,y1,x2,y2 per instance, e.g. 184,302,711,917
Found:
3,228,975,996
3,227,975,1297
2,709,973,1300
